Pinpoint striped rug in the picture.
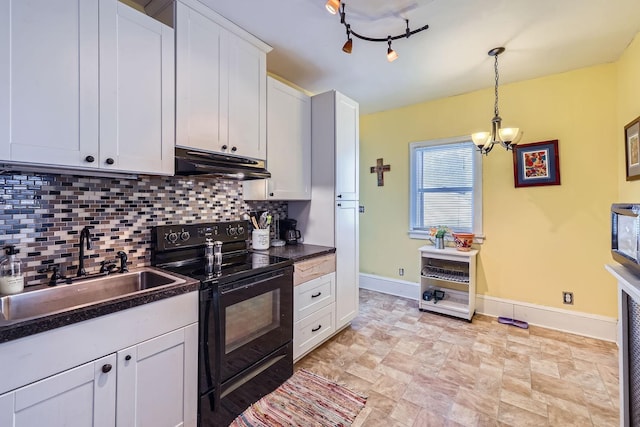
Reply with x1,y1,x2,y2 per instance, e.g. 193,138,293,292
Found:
229,369,367,427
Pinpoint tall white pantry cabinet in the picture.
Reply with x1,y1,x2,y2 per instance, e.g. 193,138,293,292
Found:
290,90,360,331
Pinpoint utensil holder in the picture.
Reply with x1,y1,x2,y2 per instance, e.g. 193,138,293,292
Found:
252,229,270,250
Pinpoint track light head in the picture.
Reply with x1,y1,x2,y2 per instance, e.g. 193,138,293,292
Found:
325,0,340,15
387,38,398,62
342,38,353,54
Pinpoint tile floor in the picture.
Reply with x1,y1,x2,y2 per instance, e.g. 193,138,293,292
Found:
294,289,620,426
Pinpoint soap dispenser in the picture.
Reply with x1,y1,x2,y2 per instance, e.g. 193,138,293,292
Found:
0,245,24,294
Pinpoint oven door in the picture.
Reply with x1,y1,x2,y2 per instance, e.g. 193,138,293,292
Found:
217,266,293,383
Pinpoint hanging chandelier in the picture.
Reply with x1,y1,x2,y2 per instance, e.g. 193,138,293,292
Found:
325,0,429,62
471,47,522,155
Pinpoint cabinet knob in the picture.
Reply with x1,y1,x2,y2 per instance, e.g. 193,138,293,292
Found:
231,146,237,152
311,292,322,298
337,203,342,207
125,355,132,361
222,145,228,150
102,364,112,373
269,193,274,197
85,155,95,163
337,194,343,198
105,158,114,165
311,325,322,332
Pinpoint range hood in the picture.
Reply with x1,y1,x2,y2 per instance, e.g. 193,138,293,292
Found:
175,147,270,180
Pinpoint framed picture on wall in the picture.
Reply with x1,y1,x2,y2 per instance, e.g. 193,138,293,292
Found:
512,140,561,188
625,116,640,181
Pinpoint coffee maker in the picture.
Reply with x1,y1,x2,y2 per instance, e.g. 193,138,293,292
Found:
278,218,302,245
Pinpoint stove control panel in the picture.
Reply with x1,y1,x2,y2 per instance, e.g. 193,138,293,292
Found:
153,221,250,251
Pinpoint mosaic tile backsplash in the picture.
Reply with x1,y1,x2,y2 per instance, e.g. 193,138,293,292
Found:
0,172,287,287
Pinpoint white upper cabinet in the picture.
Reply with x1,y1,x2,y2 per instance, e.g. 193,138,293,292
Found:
175,1,225,153
335,92,359,201
100,2,175,175
175,0,271,160
244,77,311,200
0,0,174,175
0,0,100,168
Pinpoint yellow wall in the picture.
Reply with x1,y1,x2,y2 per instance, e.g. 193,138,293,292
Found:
360,62,621,317
618,34,640,200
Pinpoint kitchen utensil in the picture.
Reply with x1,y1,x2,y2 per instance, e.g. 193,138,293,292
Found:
259,212,268,229
250,216,259,229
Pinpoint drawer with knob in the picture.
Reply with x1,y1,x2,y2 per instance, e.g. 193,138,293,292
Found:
293,303,335,361
294,272,335,322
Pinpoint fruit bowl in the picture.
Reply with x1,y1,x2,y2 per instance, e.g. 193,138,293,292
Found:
452,233,475,251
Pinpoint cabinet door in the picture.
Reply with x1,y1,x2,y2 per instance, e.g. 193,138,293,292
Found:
227,32,267,160
334,92,359,200
175,0,227,153
116,324,198,427
99,1,175,175
0,354,116,427
267,77,311,199
0,0,100,168
335,200,359,329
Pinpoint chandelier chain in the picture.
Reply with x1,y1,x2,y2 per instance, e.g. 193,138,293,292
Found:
494,53,500,117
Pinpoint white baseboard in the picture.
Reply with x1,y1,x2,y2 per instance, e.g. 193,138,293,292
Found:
360,273,420,300
359,273,618,342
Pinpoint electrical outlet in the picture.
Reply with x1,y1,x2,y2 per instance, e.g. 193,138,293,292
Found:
563,291,574,305
398,268,404,276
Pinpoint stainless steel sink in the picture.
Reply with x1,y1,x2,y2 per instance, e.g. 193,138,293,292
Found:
0,268,186,322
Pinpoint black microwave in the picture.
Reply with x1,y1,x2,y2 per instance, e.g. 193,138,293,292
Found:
612,204,640,276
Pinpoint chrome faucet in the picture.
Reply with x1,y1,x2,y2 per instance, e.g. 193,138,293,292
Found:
77,226,92,277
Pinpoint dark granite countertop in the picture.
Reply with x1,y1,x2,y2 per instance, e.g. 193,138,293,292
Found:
254,243,336,262
0,267,199,344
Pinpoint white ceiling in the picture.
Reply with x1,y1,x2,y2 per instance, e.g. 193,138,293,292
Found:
155,0,640,114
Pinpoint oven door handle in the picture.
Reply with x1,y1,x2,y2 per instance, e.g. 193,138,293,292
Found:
219,270,287,295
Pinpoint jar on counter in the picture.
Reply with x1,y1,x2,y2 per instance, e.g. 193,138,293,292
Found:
0,245,24,294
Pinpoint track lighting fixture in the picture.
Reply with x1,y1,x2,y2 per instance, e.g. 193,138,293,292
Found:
326,1,429,62
471,47,523,155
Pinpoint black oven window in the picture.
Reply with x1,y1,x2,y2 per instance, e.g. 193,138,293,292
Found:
225,289,281,354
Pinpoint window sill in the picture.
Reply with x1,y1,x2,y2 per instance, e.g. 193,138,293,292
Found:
408,231,485,244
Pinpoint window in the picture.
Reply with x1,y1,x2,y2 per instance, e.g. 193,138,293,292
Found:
409,136,482,239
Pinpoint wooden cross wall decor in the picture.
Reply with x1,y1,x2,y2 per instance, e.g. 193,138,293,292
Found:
370,158,391,186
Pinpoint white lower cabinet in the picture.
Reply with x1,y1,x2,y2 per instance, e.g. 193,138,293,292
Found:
0,293,198,427
0,355,117,427
293,272,336,361
116,325,198,427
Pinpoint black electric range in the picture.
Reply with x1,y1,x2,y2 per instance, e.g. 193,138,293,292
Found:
151,221,294,426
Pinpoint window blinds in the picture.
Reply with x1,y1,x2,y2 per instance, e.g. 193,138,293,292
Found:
414,142,475,232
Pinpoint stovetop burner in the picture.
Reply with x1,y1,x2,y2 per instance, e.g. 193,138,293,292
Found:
151,221,292,285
